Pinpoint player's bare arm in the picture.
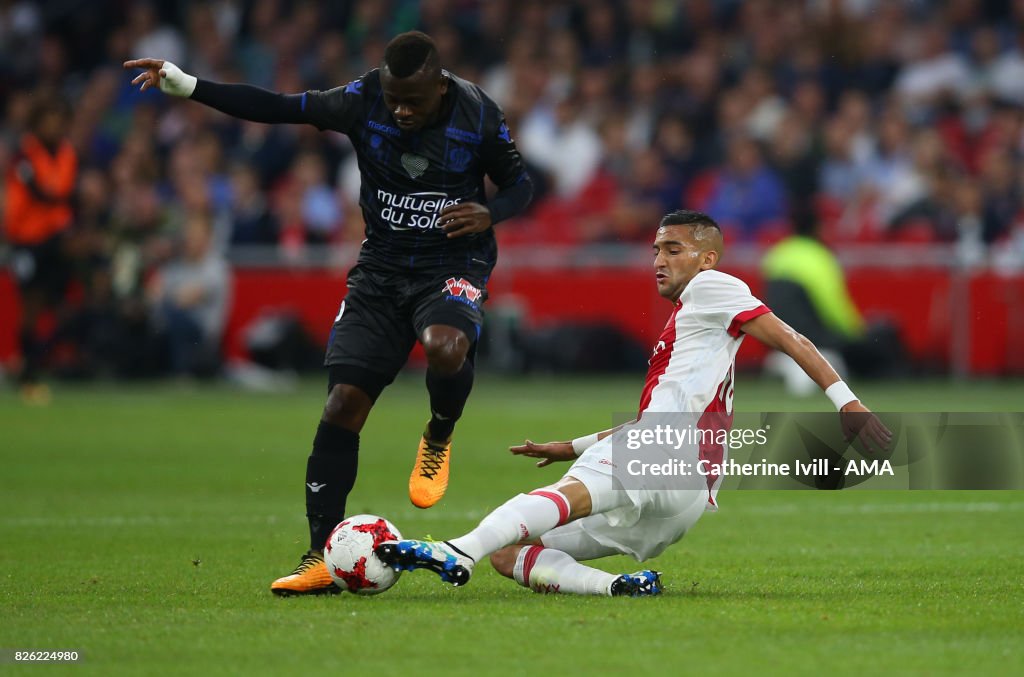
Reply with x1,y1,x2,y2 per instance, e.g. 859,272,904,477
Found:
509,423,628,467
509,440,575,467
741,312,841,391
741,312,892,452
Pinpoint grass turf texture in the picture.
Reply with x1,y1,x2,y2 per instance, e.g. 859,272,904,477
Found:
1,376,1022,676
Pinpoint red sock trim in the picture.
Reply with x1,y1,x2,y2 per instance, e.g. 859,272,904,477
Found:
521,545,544,586
528,490,570,525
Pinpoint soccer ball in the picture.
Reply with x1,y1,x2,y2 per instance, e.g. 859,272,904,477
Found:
324,514,402,595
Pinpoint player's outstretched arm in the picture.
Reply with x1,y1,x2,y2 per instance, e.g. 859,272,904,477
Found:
740,312,892,452
510,423,628,467
509,440,576,468
741,312,842,391
124,58,196,95
123,58,308,124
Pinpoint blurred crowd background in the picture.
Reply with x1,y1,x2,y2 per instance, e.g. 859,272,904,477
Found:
3,0,1024,387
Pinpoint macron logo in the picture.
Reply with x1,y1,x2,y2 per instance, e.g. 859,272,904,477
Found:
307,482,327,493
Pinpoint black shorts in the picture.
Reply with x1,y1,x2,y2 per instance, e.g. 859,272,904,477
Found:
324,263,487,398
9,235,70,304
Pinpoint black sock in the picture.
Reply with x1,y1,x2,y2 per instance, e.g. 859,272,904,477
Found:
305,421,359,552
425,358,474,441
18,327,43,384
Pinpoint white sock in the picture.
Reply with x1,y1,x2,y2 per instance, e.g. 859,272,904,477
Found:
513,545,617,596
449,490,571,562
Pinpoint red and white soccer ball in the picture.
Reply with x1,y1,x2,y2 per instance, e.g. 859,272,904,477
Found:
324,514,402,595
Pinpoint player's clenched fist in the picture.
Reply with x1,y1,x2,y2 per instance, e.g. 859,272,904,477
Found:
440,202,492,239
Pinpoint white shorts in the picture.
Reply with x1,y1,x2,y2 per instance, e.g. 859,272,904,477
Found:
539,436,711,562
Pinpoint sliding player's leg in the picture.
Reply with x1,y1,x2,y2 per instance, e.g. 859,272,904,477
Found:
488,541,663,597
374,477,596,585
485,470,663,597
379,441,708,595
491,469,713,597
375,449,638,588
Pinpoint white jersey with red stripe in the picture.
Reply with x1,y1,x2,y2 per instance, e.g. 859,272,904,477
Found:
556,269,770,561
638,269,770,416
638,269,770,509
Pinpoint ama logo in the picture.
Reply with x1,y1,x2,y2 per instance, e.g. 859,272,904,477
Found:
344,79,363,94
444,277,482,303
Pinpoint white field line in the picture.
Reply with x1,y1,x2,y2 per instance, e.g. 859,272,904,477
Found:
725,501,1024,515
0,510,489,529
1,502,1021,529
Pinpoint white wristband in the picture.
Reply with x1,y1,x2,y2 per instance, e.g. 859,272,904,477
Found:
825,381,858,411
159,61,197,98
571,433,600,456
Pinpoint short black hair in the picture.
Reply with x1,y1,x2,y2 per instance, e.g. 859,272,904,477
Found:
660,209,720,231
383,31,440,78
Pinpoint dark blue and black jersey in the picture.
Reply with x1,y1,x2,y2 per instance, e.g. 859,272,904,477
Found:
191,69,532,275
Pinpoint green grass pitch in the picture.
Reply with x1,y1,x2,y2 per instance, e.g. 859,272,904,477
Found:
1,375,1022,675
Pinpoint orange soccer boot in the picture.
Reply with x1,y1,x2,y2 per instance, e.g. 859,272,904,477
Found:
408,427,452,509
270,550,339,596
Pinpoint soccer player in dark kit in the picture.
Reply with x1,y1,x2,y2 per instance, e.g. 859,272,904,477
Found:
126,31,533,595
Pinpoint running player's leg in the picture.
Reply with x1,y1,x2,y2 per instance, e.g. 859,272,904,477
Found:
408,274,486,507
421,325,473,442
272,266,415,596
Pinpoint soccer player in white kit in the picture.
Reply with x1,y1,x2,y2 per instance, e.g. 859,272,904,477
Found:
377,210,892,596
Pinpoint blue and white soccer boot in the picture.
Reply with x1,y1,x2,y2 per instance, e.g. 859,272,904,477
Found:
375,539,475,586
609,570,663,597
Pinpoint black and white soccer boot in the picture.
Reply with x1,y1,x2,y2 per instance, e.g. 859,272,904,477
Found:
609,570,663,597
